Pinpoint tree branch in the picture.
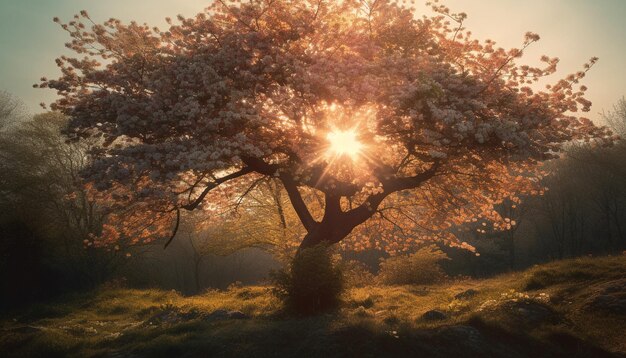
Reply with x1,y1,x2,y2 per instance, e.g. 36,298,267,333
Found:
305,163,360,196
279,173,318,231
241,156,318,231
233,176,266,212
164,208,180,249
382,160,442,193
181,167,253,211
322,193,342,222
345,161,442,227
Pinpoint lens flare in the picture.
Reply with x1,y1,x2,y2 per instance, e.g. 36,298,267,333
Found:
326,129,363,159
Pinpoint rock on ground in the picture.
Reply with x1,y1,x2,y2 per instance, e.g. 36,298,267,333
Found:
421,310,448,321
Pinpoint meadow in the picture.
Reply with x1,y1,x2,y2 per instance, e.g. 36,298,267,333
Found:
2,256,624,357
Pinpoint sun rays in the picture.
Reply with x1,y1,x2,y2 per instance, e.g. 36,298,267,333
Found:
326,128,363,159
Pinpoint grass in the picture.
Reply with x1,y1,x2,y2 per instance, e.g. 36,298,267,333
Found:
1,255,624,357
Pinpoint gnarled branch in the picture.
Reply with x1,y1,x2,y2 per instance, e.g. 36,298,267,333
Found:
181,167,253,211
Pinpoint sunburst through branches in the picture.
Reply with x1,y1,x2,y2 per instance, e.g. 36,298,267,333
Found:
326,128,363,160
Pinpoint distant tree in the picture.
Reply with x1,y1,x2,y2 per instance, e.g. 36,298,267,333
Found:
531,99,626,257
0,92,26,203
538,164,588,259
604,97,626,137
188,179,307,261
564,100,626,252
493,198,527,270
41,0,614,263
0,112,124,287
0,91,25,131
0,113,97,236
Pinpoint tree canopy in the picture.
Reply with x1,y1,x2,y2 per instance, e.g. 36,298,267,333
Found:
40,0,614,254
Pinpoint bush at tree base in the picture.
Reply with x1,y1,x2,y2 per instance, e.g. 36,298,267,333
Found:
271,244,343,314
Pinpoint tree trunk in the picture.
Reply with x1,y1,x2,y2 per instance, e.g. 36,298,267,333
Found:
297,193,373,252
193,258,201,294
299,230,327,250
298,221,354,251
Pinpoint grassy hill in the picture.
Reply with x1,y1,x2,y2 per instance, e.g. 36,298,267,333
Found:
1,255,624,357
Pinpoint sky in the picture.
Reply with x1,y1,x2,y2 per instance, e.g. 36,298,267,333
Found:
0,0,624,124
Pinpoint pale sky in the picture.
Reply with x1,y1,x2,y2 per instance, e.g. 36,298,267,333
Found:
1,0,624,123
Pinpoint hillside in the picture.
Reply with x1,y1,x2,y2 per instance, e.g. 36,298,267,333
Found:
1,256,624,357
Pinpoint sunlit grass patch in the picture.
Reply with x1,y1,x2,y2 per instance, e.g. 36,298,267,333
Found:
523,256,625,290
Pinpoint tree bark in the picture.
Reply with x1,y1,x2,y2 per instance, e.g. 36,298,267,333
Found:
297,193,379,251
298,220,355,250
240,156,441,254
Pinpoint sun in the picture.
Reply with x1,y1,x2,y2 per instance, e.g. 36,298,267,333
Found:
326,129,363,159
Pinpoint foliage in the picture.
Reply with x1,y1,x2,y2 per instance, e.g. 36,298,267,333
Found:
342,259,376,288
603,97,626,137
0,91,26,131
271,244,343,314
39,0,614,254
530,134,626,259
0,111,124,306
183,179,306,262
377,245,450,285
446,98,626,269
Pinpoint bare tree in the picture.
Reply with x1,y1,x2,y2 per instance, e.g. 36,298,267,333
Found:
0,91,26,131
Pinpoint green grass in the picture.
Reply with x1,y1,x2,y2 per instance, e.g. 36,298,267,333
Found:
1,256,624,357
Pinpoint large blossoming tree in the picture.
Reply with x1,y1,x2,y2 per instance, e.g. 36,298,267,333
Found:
40,0,613,255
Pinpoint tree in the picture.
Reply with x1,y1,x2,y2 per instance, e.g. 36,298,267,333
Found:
603,97,626,138
40,0,614,257
0,91,26,131
0,91,26,204
0,112,124,288
538,163,587,259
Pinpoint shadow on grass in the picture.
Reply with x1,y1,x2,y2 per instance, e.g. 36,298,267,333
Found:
87,315,619,358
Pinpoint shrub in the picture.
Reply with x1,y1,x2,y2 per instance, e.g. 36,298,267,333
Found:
342,260,375,288
377,245,449,285
270,244,343,314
